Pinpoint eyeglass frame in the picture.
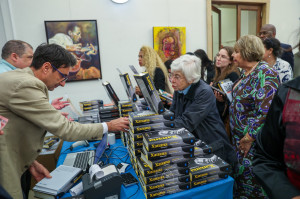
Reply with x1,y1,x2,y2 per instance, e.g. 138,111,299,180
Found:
216,53,230,60
50,64,68,82
169,73,185,81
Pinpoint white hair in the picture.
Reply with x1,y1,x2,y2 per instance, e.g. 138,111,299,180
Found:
171,54,201,83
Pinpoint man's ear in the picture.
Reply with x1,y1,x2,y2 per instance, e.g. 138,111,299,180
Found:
41,62,51,74
10,53,19,62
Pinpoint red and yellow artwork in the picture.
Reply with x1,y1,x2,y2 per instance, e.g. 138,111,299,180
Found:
153,27,186,62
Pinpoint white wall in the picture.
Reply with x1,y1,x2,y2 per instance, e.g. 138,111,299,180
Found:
1,0,299,110
269,0,300,50
1,0,206,110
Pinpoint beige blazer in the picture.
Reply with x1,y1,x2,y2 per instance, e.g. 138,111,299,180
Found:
0,68,103,199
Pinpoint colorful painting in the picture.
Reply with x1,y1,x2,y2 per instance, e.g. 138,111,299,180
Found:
153,27,186,62
45,20,101,81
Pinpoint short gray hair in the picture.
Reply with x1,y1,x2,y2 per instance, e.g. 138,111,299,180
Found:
171,54,201,83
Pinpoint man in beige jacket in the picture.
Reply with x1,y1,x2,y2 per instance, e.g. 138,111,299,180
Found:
0,43,129,199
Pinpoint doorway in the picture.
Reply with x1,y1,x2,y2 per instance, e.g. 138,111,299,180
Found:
206,0,270,59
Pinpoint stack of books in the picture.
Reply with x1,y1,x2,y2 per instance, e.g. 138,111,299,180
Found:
80,100,103,112
139,128,195,198
99,106,120,122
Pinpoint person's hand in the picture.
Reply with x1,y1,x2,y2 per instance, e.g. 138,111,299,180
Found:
292,196,300,199
239,133,255,157
29,160,52,182
135,86,143,97
61,112,74,121
214,91,225,102
0,130,3,135
51,97,70,110
106,117,129,132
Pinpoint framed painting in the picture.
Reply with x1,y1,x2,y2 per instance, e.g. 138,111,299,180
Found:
153,27,186,62
45,20,102,81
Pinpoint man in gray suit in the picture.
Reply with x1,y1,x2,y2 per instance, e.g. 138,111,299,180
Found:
0,43,129,199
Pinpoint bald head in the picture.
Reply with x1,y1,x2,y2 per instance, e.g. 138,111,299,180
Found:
258,24,276,40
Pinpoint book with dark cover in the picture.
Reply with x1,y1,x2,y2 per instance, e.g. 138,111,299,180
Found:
128,110,156,119
119,73,138,103
130,111,174,126
143,182,190,199
141,152,191,170
194,140,213,157
190,174,229,188
189,154,231,179
134,72,165,114
129,146,142,157
102,81,120,106
140,170,190,185
128,130,143,141
118,101,133,109
140,174,190,193
137,157,189,178
130,121,175,134
119,107,133,114
142,145,194,161
99,106,118,114
99,112,120,119
190,171,229,182
143,128,195,152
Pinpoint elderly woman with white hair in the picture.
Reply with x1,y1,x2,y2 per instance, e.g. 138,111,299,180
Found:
169,54,237,167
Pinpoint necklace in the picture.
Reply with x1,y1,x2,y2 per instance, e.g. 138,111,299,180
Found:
233,61,259,90
244,61,259,77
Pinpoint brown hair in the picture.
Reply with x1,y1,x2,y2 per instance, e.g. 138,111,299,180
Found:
213,46,240,83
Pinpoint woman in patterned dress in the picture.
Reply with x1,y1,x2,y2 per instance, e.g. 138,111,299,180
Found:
263,37,293,83
229,35,280,198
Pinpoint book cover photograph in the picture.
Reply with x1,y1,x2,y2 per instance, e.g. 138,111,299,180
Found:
142,145,194,161
143,128,195,151
189,154,231,178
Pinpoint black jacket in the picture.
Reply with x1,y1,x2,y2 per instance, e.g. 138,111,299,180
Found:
170,80,237,166
253,76,300,199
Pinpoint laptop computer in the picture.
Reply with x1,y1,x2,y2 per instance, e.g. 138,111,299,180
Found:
63,133,108,170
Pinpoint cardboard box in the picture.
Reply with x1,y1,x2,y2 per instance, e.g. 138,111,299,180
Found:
30,140,63,188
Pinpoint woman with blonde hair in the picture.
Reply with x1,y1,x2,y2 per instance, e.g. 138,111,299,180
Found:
230,35,280,198
136,46,173,96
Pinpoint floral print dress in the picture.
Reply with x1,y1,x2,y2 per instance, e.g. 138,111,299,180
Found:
229,61,280,199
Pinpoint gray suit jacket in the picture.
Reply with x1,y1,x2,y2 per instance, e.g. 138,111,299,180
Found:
0,67,103,199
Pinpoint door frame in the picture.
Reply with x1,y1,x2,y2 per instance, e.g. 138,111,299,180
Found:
237,4,262,39
206,0,270,59
212,5,222,51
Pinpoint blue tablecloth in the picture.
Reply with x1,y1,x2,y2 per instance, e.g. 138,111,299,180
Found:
57,139,234,199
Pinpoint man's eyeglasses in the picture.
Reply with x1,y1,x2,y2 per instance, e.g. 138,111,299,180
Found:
51,64,68,82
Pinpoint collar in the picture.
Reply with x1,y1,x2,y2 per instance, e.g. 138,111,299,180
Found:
177,81,200,100
0,59,17,70
178,84,192,95
285,76,300,91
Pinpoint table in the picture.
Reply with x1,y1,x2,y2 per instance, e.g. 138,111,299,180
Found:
57,139,234,199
